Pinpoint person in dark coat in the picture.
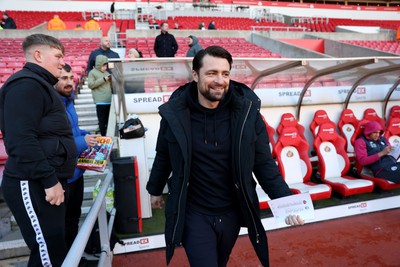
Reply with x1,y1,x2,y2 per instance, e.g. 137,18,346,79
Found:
0,33,77,266
110,2,115,13
154,22,178,57
87,36,120,73
185,35,203,57
1,13,16,29
146,46,304,267
208,20,216,30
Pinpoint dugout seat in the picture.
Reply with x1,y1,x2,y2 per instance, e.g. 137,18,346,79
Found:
314,122,374,196
389,105,400,119
261,114,276,157
276,113,307,142
309,110,335,137
362,108,386,128
274,127,332,200
338,109,360,154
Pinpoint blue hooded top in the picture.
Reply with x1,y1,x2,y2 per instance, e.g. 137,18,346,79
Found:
61,90,89,183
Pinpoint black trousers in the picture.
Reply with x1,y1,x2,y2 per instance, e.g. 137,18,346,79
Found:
376,165,400,183
182,208,241,267
96,104,111,136
2,176,67,267
65,175,84,250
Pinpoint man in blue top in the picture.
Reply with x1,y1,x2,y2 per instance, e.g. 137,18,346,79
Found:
55,63,98,249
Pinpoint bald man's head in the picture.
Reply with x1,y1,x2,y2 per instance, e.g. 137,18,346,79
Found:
100,36,111,50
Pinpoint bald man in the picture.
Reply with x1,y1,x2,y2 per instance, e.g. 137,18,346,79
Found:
87,36,120,73
0,34,77,266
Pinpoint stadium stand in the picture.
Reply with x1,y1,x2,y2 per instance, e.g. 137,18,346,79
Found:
125,37,279,58
341,40,400,55
293,18,400,33
0,37,101,87
159,16,294,31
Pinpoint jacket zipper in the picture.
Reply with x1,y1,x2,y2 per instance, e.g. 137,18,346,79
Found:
237,101,260,243
171,166,186,246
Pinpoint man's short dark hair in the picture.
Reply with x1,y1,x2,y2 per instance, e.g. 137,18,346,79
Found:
192,46,232,74
160,22,167,27
63,63,72,72
22,34,65,54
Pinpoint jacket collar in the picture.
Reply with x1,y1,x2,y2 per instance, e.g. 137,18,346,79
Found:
24,62,59,86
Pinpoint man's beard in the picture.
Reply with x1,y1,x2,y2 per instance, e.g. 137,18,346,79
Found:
59,87,73,98
200,88,226,102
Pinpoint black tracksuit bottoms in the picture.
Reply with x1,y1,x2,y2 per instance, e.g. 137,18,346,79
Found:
2,176,67,267
65,175,84,250
96,104,111,136
182,208,242,267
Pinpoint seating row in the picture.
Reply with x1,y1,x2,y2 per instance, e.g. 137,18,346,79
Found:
341,40,400,55
293,18,400,32
126,37,279,58
257,107,400,209
161,16,290,30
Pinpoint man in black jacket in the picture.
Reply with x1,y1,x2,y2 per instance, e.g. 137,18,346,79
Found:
154,22,178,57
0,34,77,266
87,36,120,73
146,46,304,267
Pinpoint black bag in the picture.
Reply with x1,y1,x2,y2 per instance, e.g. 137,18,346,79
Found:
119,117,145,139
84,212,124,255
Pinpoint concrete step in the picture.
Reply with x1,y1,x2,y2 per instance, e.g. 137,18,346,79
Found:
75,98,94,105
77,110,97,118
76,93,93,100
79,125,99,133
78,117,98,126
80,88,92,94
75,104,96,112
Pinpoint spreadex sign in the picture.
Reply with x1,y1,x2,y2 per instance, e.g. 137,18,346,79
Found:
113,84,399,114
113,235,166,254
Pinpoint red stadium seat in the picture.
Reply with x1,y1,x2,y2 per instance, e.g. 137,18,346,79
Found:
309,110,335,137
384,117,400,147
276,113,307,142
337,109,360,154
260,114,276,156
313,122,374,196
389,105,400,119
274,126,332,201
362,108,386,129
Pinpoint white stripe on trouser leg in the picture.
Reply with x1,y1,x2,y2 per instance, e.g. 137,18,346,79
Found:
20,181,52,267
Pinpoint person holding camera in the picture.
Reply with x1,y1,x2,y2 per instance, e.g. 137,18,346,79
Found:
88,55,112,136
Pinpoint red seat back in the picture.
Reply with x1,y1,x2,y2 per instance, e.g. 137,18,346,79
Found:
313,122,350,179
337,109,360,153
309,110,335,137
260,114,276,156
276,113,306,141
274,126,312,183
362,108,386,129
389,105,400,119
384,117,400,146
